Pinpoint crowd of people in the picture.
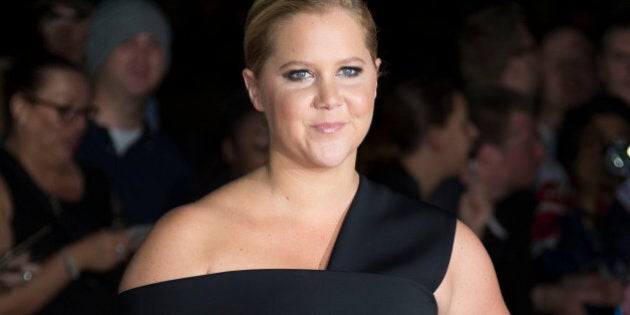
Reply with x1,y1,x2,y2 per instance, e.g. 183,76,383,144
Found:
0,0,628,314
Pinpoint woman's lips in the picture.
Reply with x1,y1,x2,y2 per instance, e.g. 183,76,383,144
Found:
311,122,345,134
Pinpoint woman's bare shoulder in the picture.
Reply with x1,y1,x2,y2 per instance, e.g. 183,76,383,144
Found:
434,220,509,315
119,177,262,292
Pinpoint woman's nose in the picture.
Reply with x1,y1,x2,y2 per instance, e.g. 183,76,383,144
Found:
314,79,342,110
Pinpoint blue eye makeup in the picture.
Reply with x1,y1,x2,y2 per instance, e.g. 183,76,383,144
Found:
283,70,313,82
338,67,362,77
282,66,363,82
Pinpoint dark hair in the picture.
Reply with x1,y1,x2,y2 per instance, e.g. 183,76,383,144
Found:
377,79,458,156
466,85,533,153
556,95,630,174
2,52,85,135
34,0,95,20
458,2,529,87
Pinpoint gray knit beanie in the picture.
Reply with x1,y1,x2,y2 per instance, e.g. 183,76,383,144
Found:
85,0,171,74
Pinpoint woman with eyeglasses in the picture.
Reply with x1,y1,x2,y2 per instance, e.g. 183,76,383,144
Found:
0,53,132,314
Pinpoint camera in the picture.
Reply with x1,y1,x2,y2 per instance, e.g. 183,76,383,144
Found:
603,139,630,177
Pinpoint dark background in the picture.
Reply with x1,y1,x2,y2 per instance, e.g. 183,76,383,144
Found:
1,0,629,162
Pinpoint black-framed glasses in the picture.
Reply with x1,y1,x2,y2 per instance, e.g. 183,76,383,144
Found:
23,92,95,123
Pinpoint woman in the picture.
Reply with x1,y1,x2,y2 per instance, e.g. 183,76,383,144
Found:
0,54,132,314
366,80,478,202
119,0,507,313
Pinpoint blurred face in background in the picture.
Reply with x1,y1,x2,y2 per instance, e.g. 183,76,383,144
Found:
98,33,165,99
14,67,90,163
503,24,540,98
223,111,270,177
601,28,630,105
542,27,598,110
497,111,546,191
38,3,90,64
574,114,630,195
436,92,478,175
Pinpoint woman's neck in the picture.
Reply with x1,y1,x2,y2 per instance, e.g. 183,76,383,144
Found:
4,135,78,197
260,152,360,217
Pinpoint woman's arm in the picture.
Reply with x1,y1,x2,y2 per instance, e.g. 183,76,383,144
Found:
435,220,509,315
0,250,73,315
119,204,212,292
0,230,132,315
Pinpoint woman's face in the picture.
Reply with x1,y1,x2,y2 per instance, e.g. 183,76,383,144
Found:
243,7,380,169
19,68,90,163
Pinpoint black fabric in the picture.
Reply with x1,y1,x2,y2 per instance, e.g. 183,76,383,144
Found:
0,148,121,315
366,161,421,200
76,120,193,225
486,190,537,315
431,177,465,214
118,176,456,314
119,270,436,314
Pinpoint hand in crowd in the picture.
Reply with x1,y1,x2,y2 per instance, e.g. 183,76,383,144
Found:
66,229,133,273
0,252,40,290
562,272,624,308
534,272,624,315
458,166,494,237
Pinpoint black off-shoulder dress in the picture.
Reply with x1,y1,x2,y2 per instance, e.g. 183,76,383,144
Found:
118,176,456,314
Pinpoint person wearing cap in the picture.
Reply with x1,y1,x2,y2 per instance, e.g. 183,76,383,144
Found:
76,0,192,227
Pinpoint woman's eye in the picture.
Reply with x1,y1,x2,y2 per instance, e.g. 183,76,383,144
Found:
284,70,312,82
338,67,362,77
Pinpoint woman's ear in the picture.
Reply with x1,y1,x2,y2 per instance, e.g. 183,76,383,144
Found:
374,58,382,99
9,93,30,125
242,69,264,112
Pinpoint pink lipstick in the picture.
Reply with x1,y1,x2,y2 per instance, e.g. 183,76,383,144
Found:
312,122,345,134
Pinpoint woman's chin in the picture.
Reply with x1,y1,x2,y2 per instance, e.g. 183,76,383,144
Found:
308,147,355,169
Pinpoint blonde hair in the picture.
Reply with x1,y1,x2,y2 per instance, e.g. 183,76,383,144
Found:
244,0,378,76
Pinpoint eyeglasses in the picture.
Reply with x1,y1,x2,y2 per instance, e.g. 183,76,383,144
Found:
23,93,95,123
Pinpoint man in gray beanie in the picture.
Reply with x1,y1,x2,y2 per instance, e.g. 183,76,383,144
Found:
77,0,192,228
85,0,171,74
